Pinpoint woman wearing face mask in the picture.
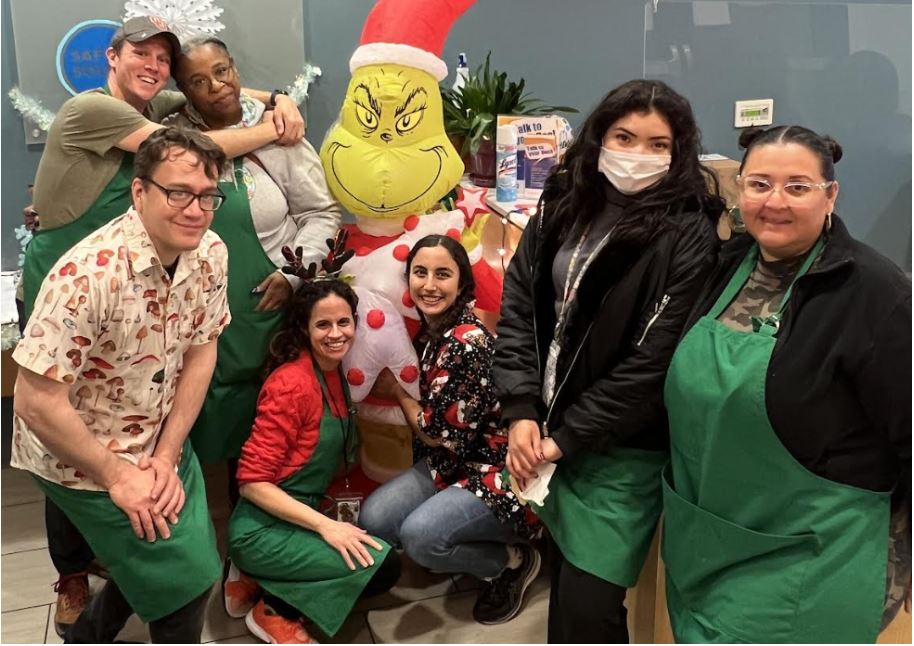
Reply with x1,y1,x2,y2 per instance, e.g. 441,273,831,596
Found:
360,235,542,626
662,125,911,643
493,79,723,643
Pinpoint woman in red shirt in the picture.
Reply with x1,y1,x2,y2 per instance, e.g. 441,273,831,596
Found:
224,279,400,643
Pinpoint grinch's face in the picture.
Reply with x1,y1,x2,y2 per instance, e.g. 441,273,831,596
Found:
320,64,464,219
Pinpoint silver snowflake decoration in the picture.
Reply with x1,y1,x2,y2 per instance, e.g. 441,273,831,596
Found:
123,0,225,43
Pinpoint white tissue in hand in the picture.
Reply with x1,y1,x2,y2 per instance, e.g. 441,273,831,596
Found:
519,462,556,506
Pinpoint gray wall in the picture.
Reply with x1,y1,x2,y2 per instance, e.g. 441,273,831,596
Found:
3,0,911,271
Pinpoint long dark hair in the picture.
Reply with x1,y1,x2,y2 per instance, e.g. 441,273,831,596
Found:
738,125,843,181
542,79,720,245
264,280,359,375
405,235,475,344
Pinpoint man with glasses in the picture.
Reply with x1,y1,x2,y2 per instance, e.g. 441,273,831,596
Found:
12,128,231,643
22,15,304,634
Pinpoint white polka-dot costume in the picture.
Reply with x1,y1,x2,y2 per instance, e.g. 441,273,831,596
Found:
341,210,481,424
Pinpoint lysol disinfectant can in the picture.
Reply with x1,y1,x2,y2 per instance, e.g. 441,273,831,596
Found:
496,124,518,202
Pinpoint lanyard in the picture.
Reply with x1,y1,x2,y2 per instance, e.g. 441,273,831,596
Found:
556,221,618,332
314,361,355,488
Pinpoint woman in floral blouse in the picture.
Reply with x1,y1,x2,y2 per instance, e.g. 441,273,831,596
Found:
361,234,541,625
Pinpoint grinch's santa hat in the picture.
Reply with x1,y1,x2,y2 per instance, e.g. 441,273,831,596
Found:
349,0,475,81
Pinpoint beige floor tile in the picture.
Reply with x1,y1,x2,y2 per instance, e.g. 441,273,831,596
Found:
44,609,149,644
200,581,248,643
1,549,58,612
1,605,49,644
2,501,47,555
321,611,374,644
367,576,548,643
2,469,44,507
451,573,482,592
354,554,456,612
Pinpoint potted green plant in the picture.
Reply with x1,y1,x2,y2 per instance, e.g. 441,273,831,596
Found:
441,52,577,187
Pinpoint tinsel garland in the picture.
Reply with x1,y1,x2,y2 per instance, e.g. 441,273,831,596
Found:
8,87,56,132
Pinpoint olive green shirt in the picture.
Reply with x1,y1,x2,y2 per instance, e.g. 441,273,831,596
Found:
32,88,185,230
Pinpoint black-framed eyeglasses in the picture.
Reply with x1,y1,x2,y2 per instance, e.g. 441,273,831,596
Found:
140,177,225,212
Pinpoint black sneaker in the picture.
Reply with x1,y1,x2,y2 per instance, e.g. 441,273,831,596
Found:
472,544,542,624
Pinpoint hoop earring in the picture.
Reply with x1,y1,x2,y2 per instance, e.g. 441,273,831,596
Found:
825,212,833,232
728,206,746,233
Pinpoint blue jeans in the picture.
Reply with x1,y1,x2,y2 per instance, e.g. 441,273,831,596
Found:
360,461,518,580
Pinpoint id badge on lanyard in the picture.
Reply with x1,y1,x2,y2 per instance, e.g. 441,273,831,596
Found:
318,365,363,524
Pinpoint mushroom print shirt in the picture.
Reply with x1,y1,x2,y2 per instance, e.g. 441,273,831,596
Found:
413,308,541,540
11,209,231,491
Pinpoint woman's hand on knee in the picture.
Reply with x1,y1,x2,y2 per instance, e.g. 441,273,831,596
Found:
318,518,383,571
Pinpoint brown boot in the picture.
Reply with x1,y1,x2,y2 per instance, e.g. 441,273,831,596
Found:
54,572,90,637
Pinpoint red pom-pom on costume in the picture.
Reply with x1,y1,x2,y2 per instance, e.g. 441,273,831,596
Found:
366,310,386,329
346,369,365,386
400,365,419,383
393,244,410,261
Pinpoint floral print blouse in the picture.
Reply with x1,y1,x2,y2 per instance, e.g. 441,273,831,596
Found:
12,209,231,491
413,308,540,539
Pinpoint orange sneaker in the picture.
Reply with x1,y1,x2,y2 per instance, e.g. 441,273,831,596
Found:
224,560,262,618
245,599,319,644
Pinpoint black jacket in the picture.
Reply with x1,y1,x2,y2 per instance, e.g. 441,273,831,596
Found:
493,195,720,460
682,215,911,498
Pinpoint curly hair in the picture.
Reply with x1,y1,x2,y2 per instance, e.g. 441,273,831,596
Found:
541,79,721,246
405,235,476,345
264,279,359,376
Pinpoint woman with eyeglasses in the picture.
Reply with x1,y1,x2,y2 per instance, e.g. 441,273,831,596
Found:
164,37,342,472
662,125,911,643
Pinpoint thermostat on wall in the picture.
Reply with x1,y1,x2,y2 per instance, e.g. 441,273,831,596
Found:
734,99,774,128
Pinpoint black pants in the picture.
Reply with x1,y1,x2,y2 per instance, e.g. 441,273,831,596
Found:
265,549,402,622
46,499,95,576
65,580,210,643
546,536,629,644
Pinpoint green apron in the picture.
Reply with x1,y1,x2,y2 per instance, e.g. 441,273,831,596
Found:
531,447,667,587
33,441,221,622
22,155,134,319
228,363,391,637
190,159,283,463
662,238,889,643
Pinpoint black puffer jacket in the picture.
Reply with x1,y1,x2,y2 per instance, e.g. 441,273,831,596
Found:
493,195,720,460
681,215,911,499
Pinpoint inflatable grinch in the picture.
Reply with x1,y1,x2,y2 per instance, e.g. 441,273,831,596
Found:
320,0,502,483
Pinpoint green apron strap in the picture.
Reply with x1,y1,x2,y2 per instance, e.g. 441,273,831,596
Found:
190,158,284,463
753,237,824,337
23,155,135,319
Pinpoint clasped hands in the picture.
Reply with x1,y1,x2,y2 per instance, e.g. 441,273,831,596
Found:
262,94,305,145
505,419,563,490
108,455,186,543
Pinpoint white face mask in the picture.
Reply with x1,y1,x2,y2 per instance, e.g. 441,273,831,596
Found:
598,147,672,195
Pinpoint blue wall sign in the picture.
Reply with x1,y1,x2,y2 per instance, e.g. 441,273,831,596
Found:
56,20,120,96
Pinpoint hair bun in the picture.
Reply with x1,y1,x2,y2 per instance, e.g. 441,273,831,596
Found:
738,127,767,150
822,136,843,164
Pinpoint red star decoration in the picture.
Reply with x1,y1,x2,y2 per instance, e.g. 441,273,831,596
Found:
455,185,490,226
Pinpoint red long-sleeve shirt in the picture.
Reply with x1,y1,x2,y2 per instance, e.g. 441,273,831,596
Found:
236,352,348,485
